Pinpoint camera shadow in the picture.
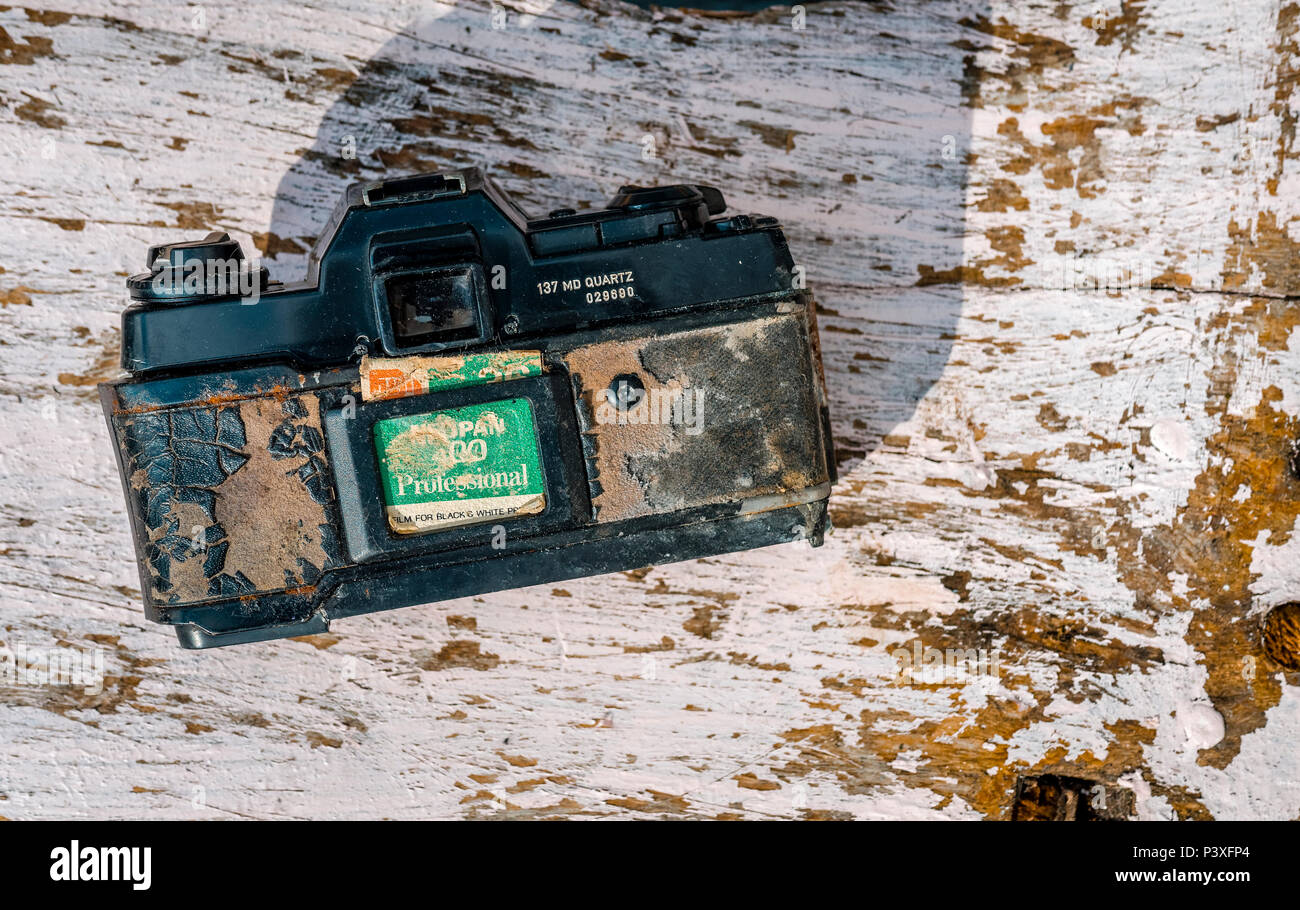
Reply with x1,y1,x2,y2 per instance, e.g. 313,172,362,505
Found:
265,0,985,476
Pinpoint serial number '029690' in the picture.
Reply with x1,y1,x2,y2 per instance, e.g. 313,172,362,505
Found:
536,270,636,304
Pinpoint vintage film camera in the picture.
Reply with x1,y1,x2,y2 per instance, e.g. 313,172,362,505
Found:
99,169,835,648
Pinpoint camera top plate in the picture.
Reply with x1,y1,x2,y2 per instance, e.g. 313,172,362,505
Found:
118,168,799,375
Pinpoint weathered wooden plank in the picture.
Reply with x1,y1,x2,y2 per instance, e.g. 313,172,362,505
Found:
1,0,1298,820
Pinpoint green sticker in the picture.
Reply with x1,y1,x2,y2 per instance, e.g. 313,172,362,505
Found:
421,351,542,392
373,398,546,534
362,351,542,401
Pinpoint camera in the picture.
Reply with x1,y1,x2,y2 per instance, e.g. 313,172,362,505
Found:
99,168,835,648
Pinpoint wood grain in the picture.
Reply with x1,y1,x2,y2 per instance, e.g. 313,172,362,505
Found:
1,0,1298,819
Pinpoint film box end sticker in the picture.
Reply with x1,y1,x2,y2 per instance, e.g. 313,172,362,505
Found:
373,397,546,534
361,351,543,401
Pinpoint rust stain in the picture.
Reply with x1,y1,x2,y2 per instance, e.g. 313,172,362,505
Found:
114,380,315,416
975,178,1029,212
58,330,121,393
417,640,500,671
0,286,38,307
157,200,223,231
915,264,1018,288
0,27,55,66
1161,385,1300,767
683,605,727,640
374,143,446,172
250,231,306,259
499,753,538,768
774,723,892,796
25,637,161,721
1268,3,1299,193
14,93,64,128
623,635,675,654
738,119,798,152
957,18,1077,107
1196,112,1241,132
1037,114,1108,196
41,217,85,231
801,650,1159,818
289,632,341,650
24,10,74,27
1222,212,1300,296
790,410,1209,816
604,792,690,814
310,66,360,95
939,71,1160,304
991,99,1146,206
1074,293,1300,780
1084,0,1147,52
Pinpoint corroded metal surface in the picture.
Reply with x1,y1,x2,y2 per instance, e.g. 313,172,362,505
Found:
562,311,829,522
114,394,340,606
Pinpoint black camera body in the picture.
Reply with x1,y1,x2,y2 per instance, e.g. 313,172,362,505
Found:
99,169,835,648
